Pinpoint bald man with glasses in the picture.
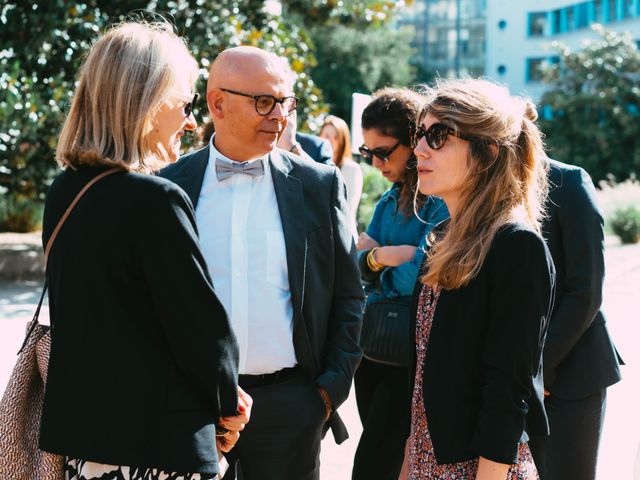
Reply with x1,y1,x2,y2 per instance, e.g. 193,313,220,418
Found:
160,46,363,480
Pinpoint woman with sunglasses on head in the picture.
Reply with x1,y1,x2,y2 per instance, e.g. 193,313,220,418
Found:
320,115,363,237
38,21,249,480
399,78,555,480
353,88,448,480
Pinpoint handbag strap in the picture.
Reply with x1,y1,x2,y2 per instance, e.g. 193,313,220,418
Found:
18,167,121,354
44,167,121,266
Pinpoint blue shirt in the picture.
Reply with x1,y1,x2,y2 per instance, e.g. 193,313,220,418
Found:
361,184,449,305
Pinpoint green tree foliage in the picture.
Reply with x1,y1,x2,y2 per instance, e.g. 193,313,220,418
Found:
309,23,415,125
540,25,640,182
0,0,322,201
281,0,415,126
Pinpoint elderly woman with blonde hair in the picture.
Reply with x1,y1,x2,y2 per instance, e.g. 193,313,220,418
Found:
39,21,248,480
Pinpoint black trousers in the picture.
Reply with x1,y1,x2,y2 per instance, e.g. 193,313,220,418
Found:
222,369,327,480
529,389,607,480
352,357,409,480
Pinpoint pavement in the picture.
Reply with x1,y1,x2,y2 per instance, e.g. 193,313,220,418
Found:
0,237,638,479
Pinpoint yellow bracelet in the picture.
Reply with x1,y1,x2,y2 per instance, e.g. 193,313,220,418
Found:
367,247,384,272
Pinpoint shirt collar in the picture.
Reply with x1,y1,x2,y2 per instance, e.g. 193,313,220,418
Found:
208,134,268,166
207,134,270,181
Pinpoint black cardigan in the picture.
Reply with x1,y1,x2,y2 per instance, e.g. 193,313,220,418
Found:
39,166,239,476
408,223,555,465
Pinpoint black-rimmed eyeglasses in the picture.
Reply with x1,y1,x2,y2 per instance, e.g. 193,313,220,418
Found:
220,88,298,117
412,122,473,150
358,139,402,164
184,93,199,118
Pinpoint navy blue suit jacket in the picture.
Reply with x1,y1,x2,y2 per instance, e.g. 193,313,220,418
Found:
159,146,364,443
296,132,333,165
542,160,622,399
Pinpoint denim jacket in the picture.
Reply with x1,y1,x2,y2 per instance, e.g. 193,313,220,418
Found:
359,183,449,306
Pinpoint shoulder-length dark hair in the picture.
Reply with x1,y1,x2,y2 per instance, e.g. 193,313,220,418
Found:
361,87,426,216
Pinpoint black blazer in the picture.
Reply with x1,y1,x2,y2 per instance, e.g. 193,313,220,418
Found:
39,166,239,476
542,160,622,398
409,223,555,465
160,146,364,443
296,132,334,165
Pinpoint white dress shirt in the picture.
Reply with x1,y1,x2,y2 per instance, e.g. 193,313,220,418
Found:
195,137,297,375
340,159,363,238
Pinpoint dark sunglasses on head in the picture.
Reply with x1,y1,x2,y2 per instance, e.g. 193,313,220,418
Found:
220,88,298,117
412,122,473,150
358,139,402,163
184,93,199,118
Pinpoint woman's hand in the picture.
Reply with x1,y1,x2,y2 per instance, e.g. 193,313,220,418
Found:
357,232,380,251
216,387,254,454
475,456,510,480
375,245,417,267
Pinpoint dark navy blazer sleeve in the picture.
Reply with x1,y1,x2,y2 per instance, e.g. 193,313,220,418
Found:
543,168,605,386
137,183,239,417
316,168,364,407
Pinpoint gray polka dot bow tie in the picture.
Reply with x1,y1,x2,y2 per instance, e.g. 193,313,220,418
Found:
215,158,265,181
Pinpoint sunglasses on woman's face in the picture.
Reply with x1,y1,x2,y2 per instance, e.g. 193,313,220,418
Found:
358,139,401,163
184,93,199,118
412,122,472,150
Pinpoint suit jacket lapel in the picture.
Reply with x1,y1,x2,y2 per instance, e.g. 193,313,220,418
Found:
269,151,306,321
175,146,210,209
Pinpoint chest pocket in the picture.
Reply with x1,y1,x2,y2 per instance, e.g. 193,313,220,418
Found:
266,230,289,290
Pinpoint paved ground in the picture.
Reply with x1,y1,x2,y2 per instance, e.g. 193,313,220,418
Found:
1,241,638,479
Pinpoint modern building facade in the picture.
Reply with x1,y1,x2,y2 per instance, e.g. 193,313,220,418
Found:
486,0,640,100
401,0,640,100
399,0,487,80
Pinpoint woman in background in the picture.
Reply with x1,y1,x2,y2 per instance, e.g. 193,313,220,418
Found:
400,78,554,480
353,88,448,480
320,115,363,236
40,21,247,480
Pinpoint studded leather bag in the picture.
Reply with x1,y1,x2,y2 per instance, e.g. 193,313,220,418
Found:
360,296,413,367
0,168,120,480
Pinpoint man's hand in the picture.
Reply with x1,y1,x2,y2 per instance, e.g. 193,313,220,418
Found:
317,386,333,422
277,110,297,152
216,387,253,454
216,429,240,453
357,232,380,251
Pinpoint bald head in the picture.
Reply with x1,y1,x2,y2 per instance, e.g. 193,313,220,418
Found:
205,46,296,161
207,46,293,94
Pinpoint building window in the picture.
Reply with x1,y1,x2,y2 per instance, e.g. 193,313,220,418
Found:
498,19,507,29
497,64,507,75
551,9,562,34
576,3,590,28
526,57,546,82
607,0,618,22
594,0,603,22
566,6,575,30
528,12,547,36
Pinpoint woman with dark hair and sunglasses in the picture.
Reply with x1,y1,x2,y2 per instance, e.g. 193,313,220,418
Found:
399,78,554,480
353,87,448,480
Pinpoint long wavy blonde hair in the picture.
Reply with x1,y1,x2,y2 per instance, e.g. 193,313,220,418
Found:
420,79,548,289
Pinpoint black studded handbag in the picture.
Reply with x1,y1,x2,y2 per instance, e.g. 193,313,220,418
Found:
359,296,413,367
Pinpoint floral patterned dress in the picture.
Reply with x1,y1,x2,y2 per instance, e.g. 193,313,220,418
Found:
64,458,215,480
407,285,539,480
